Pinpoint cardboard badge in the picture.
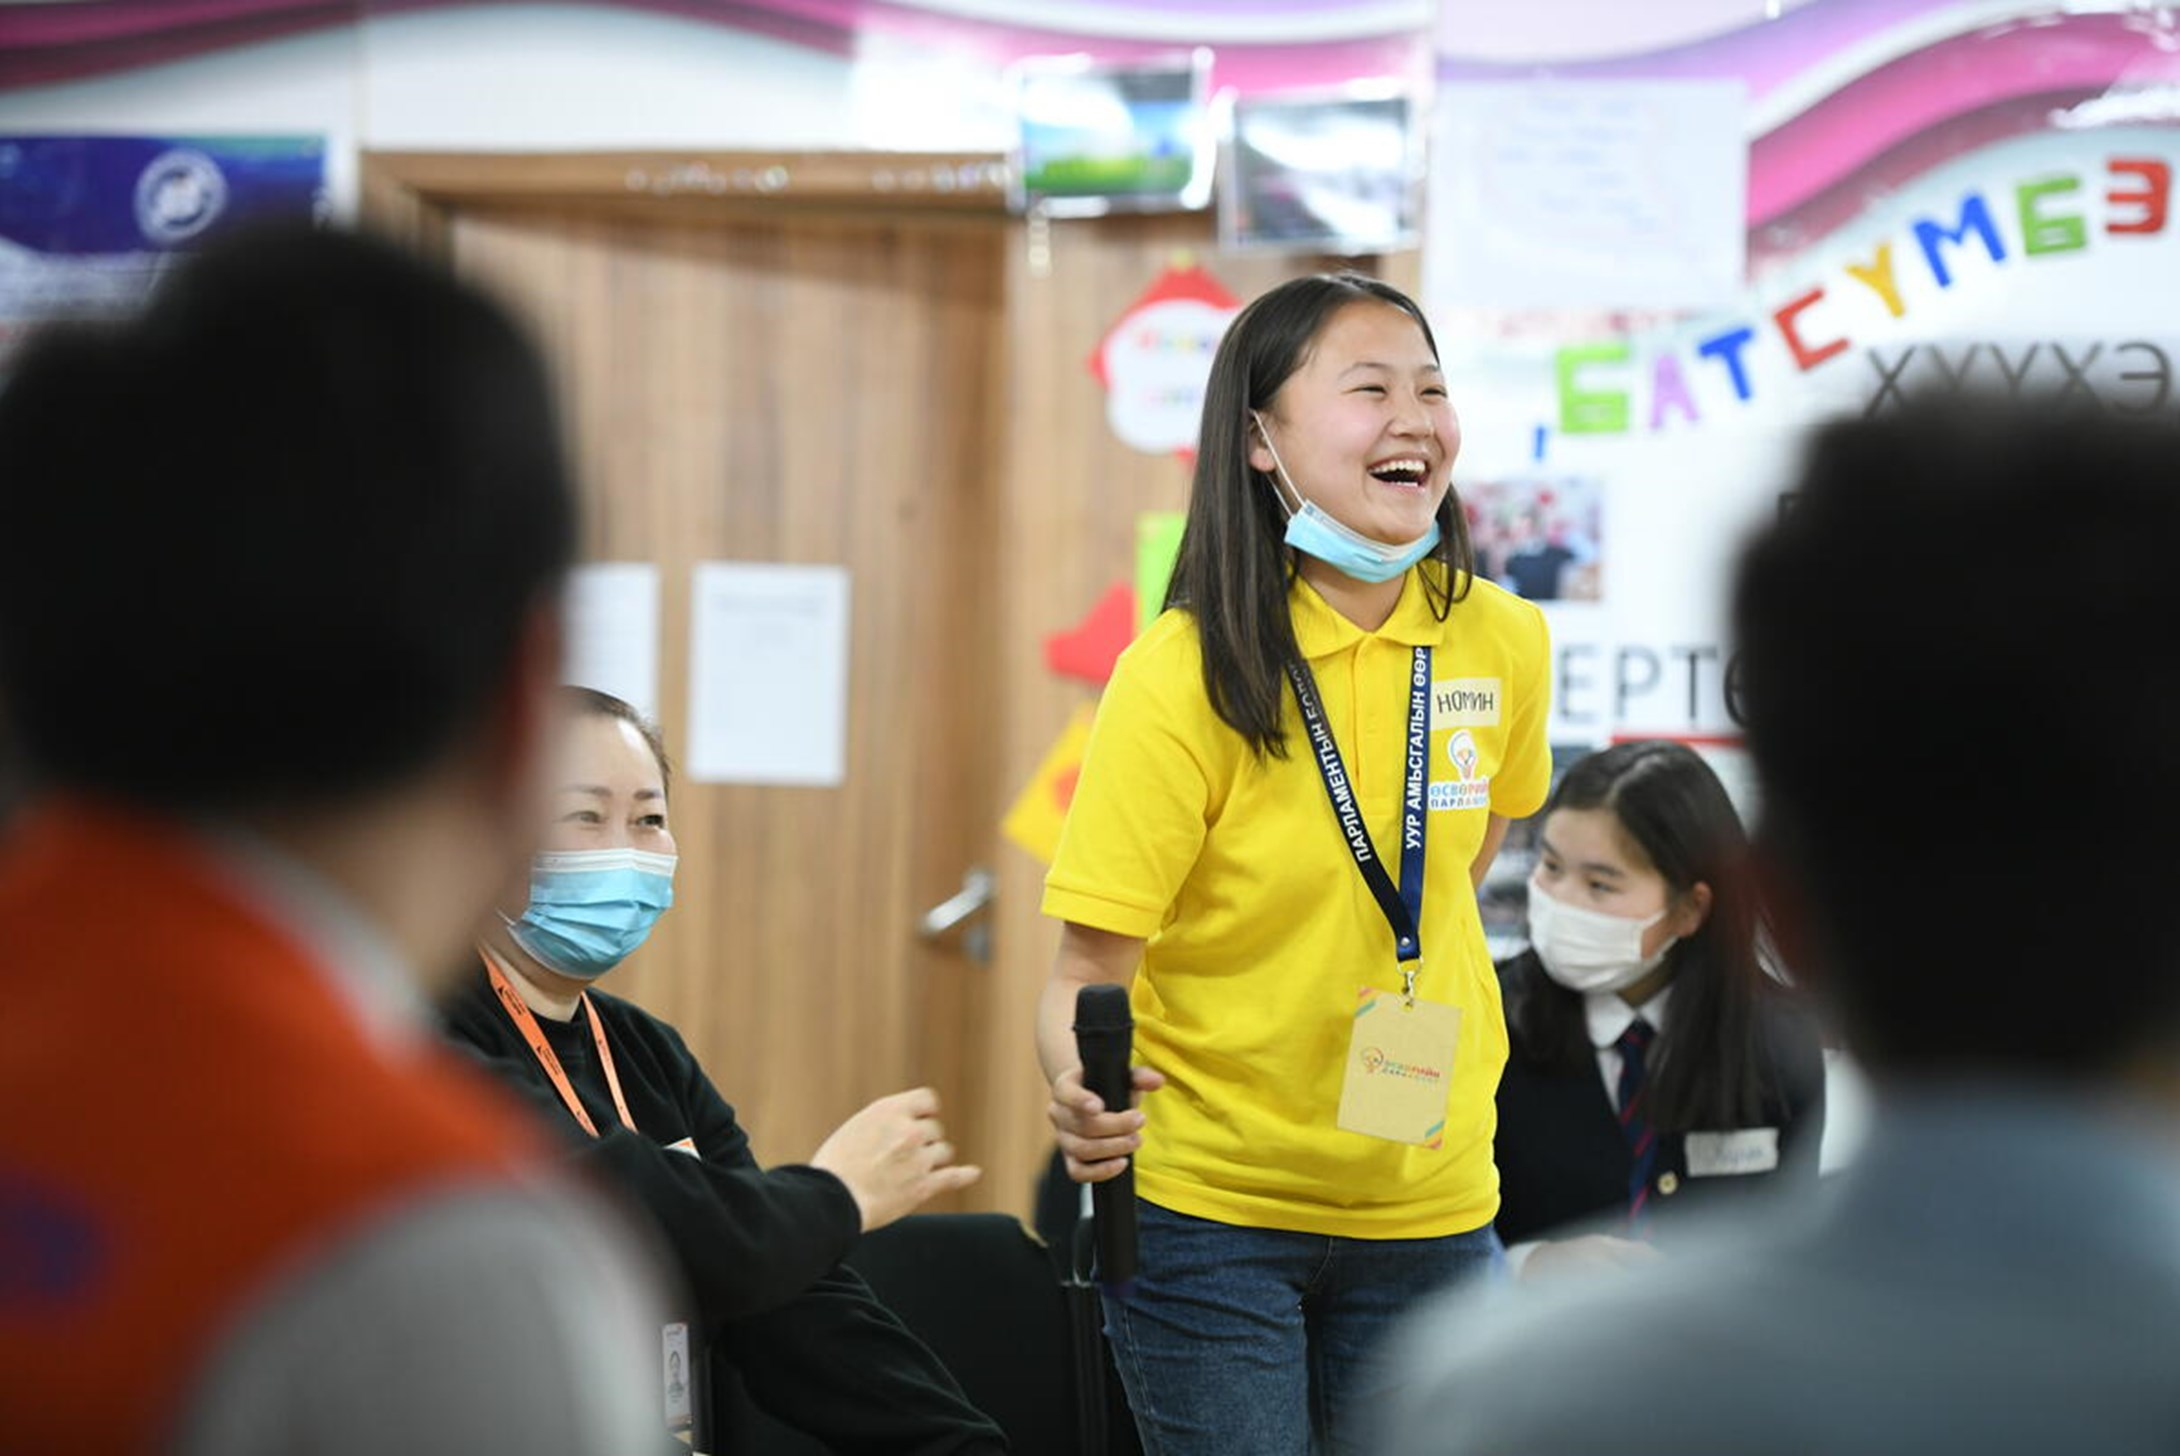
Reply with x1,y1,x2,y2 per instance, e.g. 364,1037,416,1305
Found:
1337,987,1460,1147
663,1321,692,1431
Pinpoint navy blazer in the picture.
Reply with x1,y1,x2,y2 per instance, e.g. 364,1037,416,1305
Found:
1492,958,1828,1247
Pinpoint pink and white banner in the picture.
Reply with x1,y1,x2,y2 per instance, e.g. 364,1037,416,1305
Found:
0,0,1426,91
1431,1,2180,741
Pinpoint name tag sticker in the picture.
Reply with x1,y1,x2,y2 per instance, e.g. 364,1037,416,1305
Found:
1338,987,1460,1147
1684,1127,1780,1177
1431,678,1503,728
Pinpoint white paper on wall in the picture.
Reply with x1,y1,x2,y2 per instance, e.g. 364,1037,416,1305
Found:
563,562,662,720
1426,80,1748,312
685,562,851,787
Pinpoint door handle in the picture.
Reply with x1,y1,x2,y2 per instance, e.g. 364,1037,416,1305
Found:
918,865,995,963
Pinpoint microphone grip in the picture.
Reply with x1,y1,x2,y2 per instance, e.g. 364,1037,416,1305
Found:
1074,990,1138,1286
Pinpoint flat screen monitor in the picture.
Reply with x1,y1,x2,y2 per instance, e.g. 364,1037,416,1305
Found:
1012,51,1214,217
1222,88,1419,254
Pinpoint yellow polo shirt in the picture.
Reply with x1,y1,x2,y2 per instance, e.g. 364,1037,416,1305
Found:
1044,564,1550,1238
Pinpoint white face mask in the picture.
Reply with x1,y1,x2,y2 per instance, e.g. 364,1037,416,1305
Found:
1526,880,1676,996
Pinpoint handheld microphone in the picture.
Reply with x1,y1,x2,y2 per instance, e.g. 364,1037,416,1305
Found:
1073,983,1138,1287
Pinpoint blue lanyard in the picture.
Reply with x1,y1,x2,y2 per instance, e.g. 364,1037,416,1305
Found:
1285,645,1431,998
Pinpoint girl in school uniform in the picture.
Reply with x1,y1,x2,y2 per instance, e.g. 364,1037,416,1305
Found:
1494,739,1826,1279
1038,273,1551,1456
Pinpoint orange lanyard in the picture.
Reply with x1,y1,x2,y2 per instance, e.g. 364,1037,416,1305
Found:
482,951,637,1138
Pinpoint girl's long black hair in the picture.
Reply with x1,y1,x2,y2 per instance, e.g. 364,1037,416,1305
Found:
1163,273,1476,756
1503,741,1779,1131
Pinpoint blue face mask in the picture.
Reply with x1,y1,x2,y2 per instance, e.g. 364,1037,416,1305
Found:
1253,411,1442,584
503,846,677,981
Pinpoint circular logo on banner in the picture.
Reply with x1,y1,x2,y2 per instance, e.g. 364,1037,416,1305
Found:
135,149,228,246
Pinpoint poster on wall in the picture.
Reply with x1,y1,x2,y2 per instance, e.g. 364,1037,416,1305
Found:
1011,50,1215,216
1429,3,2180,747
1428,80,1747,311
565,562,662,720
686,562,851,787
0,135,326,369
1221,87,1420,254
1089,262,1241,456
1466,474,1604,603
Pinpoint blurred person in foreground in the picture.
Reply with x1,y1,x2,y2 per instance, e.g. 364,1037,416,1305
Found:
1385,395,2180,1455
0,226,664,1454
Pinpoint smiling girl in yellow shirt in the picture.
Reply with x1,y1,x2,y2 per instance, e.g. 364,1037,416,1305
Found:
1037,273,1551,1456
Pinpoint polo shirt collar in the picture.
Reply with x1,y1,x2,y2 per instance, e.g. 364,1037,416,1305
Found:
1290,563,1445,658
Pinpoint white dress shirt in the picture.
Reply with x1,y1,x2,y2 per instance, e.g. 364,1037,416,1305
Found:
1586,981,1675,1112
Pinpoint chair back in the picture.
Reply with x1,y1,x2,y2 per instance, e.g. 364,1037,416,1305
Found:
713,1212,1140,1455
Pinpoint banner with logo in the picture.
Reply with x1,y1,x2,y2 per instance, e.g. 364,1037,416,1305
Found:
0,135,326,367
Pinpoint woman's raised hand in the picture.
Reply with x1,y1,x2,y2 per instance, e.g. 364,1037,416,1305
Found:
810,1087,982,1232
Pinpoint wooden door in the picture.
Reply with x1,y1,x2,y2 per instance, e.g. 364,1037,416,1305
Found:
436,199,1009,1191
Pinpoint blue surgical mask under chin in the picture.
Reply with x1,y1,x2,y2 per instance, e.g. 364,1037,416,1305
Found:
1252,412,1441,584
503,846,677,981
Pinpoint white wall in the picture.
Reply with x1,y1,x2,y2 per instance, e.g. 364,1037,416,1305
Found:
0,26,366,214
0,0,1847,219
358,4,887,153
1439,0,1820,61
0,3,1008,217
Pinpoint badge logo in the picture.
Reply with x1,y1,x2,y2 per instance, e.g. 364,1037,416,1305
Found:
1429,728,1491,811
1356,1046,1443,1084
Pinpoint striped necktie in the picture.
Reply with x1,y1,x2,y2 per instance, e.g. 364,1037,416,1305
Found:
1616,1019,1658,1226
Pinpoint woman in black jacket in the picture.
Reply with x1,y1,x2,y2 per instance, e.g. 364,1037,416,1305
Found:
445,687,1003,1453
1494,740,1825,1280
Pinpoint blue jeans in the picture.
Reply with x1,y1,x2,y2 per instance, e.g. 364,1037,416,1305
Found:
1103,1199,1504,1456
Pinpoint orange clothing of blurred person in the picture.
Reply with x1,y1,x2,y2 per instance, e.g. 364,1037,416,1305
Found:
1,804,659,1453
0,226,665,1455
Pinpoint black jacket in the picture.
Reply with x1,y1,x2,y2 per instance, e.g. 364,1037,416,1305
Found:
443,965,1006,1455
1492,959,1827,1248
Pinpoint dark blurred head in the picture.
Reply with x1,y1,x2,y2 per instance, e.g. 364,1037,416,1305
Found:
1734,396,2180,1078
0,224,575,814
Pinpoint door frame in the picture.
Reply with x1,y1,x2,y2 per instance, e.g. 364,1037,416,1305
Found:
361,149,1013,249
